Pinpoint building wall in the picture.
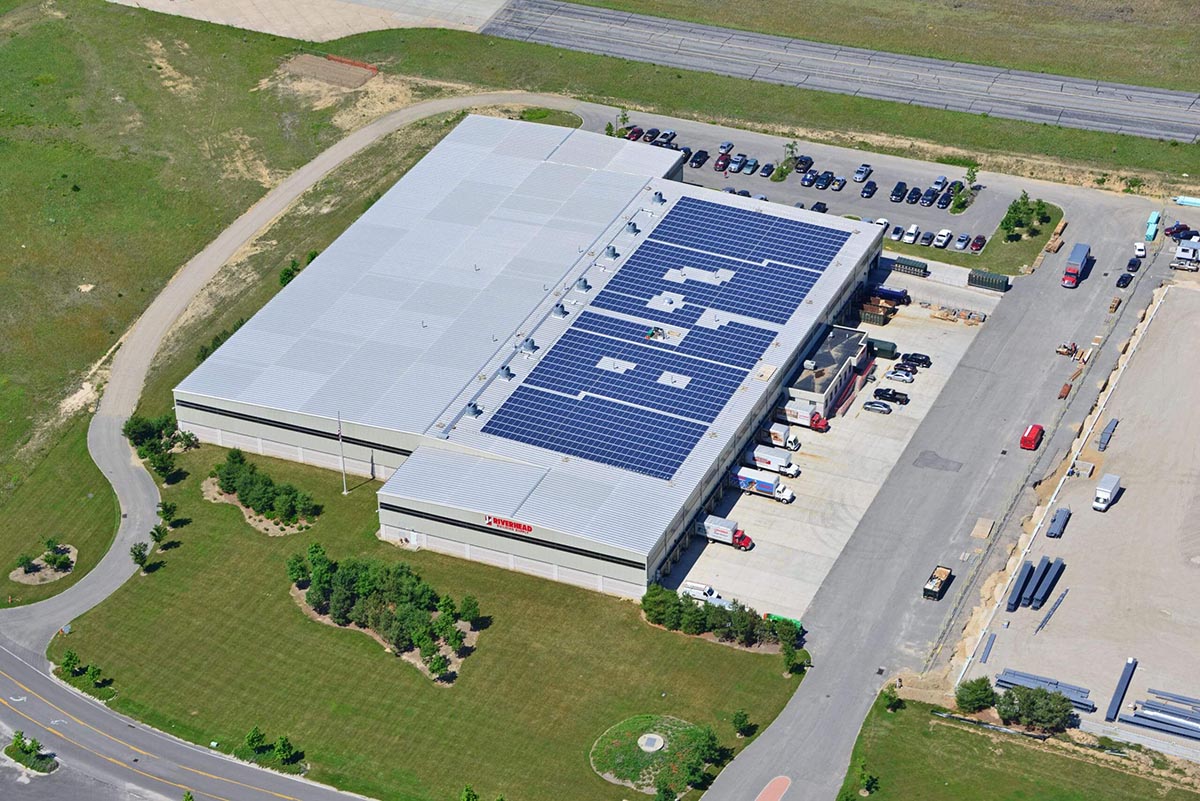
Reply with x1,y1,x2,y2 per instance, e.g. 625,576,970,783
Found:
378,496,647,598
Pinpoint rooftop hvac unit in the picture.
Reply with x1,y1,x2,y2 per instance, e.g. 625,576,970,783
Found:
497,365,515,381
803,359,817,370
464,402,483,418
652,191,666,205
552,303,569,318
574,277,591,292
604,245,619,259
625,221,641,235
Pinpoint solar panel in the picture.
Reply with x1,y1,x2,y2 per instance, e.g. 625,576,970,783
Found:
481,194,849,479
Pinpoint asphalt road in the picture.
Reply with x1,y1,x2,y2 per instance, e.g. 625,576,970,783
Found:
484,0,1200,143
0,91,586,801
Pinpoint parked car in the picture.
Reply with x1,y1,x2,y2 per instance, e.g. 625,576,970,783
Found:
690,149,710,168
863,400,893,414
1116,272,1133,288
714,152,731,171
793,201,805,209
625,126,644,141
794,155,814,173
1134,242,1147,258
815,170,835,189
936,191,954,209
860,180,878,198
718,141,735,154
874,218,889,230
800,169,819,187
853,163,873,182
886,370,915,384
811,201,829,213
679,146,692,160
656,130,676,144
920,188,939,206
933,229,953,248
890,225,904,241
970,234,987,252
902,224,920,244
742,157,760,175
753,194,768,201
890,181,907,202
906,187,922,204
642,127,660,142
919,231,935,246
1126,257,1141,272
874,387,910,404
1164,222,1190,238
954,233,971,250
760,162,775,177
931,175,949,193
948,180,965,195
901,352,933,368
736,189,751,197
729,153,748,173
831,176,847,191
892,361,918,375
722,187,737,193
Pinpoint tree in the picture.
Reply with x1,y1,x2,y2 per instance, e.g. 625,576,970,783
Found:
244,725,266,752
1000,215,1017,240
964,164,978,187
1034,198,1049,223
44,538,59,554
16,554,36,574
157,501,177,524
130,542,149,570
956,676,997,713
731,709,751,737
285,553,310,586
655,776,675,801
280,258,300,286
273,735,296,764
149,524,169,548
11,731,25,751
781,640,797,674
306,250,320,265
995,685,1073,731
460,787,480,801
60,649,80,676
428,654,450,678
458,595,480,628
148,449,176,480
25,737,42,756
680,601,707,635
85,664,102,687
857,758,878,794
437,594,458,621
177,430,199,450
446,626,466,655
881,683,904,712
183,792,195,801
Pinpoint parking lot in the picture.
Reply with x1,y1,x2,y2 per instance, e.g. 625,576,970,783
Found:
666,293,991,623
964,284,1200,753
618,116,1014,259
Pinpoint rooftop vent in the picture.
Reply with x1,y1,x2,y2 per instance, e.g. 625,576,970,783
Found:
604,245,619,260
519,337,537,354
625,221,641,235
464,402,483,418
652,191,666,205
552,303,569,318
803,359,817,370
498,365,515,381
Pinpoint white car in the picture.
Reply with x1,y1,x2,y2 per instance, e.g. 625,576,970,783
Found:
853,163,873,182
933,229,953,248
902,224,920,244
875,218,889,230
1134,242,1147,258
885,370,915,383
954,233,971,250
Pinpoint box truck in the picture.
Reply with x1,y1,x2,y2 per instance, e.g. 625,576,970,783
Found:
1062,242,1089,288
744,445,800,477
733,466,795,503
1093,474,1121,511
775,400,830,432
679,581,733,609
759,423,800,451
1020,424,1045,450
695,515,754,550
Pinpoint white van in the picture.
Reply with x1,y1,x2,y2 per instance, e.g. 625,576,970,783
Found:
902,224,920,244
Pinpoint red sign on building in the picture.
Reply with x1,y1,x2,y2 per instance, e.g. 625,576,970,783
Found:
484,515,533,534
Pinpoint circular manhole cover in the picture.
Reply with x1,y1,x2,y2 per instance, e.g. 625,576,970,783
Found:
637,733,665,753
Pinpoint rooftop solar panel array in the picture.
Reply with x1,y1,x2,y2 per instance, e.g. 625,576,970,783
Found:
481,196,850,480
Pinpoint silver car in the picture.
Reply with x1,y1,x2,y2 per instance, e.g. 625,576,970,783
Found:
863,400,893,414
885,370,914,384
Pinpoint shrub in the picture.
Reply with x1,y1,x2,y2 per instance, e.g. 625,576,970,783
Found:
16,554,36,574
213,451,320,524
995,685,1073,731
956,676,997,713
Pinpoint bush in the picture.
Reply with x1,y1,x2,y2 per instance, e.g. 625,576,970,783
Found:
995,685,1073,731
122,413,178,457
16,554,36,574
212,450,320,525
956,676,997,713
641,584,782,646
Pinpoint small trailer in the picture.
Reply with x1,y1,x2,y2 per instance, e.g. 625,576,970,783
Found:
923,565,953,600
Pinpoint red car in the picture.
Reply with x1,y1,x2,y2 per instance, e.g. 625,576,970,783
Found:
713,152,731,171
970,234,987,252
1165,222,1192,238
625,126,643,141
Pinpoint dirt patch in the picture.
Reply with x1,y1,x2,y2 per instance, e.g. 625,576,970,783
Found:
8,545,77,585
288,584,477,684
0,0,64,33
202,477,313,536
144,38,196,97
77,284,94,293
283,54,375,89
213,128,278,189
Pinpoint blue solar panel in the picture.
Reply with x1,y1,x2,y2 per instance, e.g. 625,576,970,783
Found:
481,386,706,480
482,194,850,480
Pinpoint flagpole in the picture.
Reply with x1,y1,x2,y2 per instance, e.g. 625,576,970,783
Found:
337,411,348,495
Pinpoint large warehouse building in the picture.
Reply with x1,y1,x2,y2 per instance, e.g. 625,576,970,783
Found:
175,115,881,597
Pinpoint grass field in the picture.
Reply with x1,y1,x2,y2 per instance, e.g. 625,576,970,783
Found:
839,696,1200,801
882,203,1063,276
49,447,798,801
566,0,1197,90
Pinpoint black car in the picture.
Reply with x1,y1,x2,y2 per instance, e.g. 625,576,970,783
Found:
642,127,660,142
936,191,953,209
874,387,910,404
811,201,828,213
901,352,932,368
689,149,709,168
890,181,907,202
1116,273,1133,288
815,170,835,190
860,180,878,198
736,189,751,197
1126,257,1141,272
891,361,918,374
800,169,819,187
906,187,923,204
948,180,965,195
920,187,939,206
919,230,935,246
794,155,814,173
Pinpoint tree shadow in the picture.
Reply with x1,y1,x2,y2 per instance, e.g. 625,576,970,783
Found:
96,677,114,689
455,645,475,659
143,560,166,574
435,671,458,685
164,468,189,486
739,723,760,738
169,517,191,529
160,540,182,551
472,615,493,632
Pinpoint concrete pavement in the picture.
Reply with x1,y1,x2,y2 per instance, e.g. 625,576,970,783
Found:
484,0,1200,143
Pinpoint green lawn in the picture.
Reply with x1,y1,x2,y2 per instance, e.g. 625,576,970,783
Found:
518,107,583,128
565,0,1196,90
839,696,1200,801
49,447,798,801
882,203,1063,276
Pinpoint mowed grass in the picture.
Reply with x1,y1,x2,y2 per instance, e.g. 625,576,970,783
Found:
334,29,1200,182
565,0,1197,89
839,696,1200,801
882,203,1063,276
0,0,339,493
0,416,117,605
49,447,798,801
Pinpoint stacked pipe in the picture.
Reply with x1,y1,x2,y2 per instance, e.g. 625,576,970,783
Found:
1118,689,1200,741
996,668,1097,713
1004,557,1065,612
